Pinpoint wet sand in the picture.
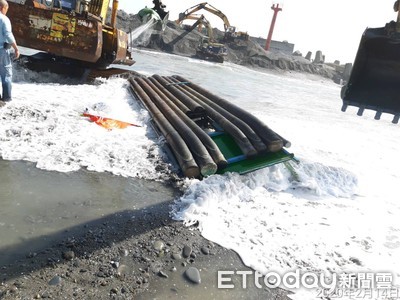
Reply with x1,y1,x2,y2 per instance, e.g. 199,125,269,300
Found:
0,159,290,299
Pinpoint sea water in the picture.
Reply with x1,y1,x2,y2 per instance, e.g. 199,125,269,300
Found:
1,50,399,298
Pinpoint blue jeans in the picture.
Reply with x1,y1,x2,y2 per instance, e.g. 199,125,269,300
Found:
0,48,12,101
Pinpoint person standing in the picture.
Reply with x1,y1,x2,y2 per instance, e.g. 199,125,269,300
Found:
0,0,19,105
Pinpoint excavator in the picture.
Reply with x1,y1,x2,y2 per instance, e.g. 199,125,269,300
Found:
137,0,169,32
176,14,227,63
175,2,249,43
7,0,134,79
340,1,400,124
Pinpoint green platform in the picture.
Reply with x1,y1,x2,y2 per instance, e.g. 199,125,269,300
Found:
211,132,294,175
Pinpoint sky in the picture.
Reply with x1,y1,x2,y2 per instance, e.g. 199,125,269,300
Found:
117,0,397,64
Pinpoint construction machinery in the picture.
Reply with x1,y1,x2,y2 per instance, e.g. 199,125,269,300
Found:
175,2,249,43
181,14,227,63
7,0,134,79
137,0,169,32
340,1,400,123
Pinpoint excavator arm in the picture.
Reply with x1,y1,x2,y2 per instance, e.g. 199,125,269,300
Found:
179,14,216,42
176,2,231,31
176,2,249,42
173,13,227,63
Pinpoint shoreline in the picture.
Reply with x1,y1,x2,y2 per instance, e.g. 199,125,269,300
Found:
0,159,290,299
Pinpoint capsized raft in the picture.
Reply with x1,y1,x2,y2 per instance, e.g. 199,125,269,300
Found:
128,74,294,178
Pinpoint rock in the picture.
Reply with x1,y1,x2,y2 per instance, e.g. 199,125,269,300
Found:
97,271,106,278
201,247,210,255
117,264,129,277
48,275,62,286
158,270,169,278
171,252,182,260
62,251,75,260
182,245,192,258
119,249,129,257
153,240,165,251
185,267,201,284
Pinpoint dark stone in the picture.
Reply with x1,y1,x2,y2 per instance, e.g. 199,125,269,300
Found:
48,275,62,286
182,245,192,258
185,267,201,284
201,247,210,255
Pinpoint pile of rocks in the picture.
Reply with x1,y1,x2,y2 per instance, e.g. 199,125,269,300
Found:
115,10,350,83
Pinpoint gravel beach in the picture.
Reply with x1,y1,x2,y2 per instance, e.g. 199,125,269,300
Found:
0,160,290,299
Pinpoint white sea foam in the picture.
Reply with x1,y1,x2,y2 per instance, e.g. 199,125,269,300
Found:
1,73,169,180
173,162,400,298
163,50,400,298
4,51,400,299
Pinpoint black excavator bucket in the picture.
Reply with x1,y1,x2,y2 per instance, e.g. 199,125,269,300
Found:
341,22,400,124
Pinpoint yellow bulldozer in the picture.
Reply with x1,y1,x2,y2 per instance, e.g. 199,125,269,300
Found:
7,0,134,79
341,1,400,123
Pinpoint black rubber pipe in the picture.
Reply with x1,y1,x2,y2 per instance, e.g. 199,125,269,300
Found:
173,75,286,152
152,74,204,114
128,78,200,178
166,76,268,153
134,77,217,176
153,75,258,158
147,77,228,168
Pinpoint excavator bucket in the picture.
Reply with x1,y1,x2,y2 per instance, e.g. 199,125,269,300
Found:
341,22,400,123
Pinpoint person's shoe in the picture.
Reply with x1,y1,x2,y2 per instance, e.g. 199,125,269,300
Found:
2,98,11,102
0,100,6,108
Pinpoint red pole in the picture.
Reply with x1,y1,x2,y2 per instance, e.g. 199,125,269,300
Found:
265,4,282,51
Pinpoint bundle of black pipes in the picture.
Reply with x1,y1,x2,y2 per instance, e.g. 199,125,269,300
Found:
128,75,291,178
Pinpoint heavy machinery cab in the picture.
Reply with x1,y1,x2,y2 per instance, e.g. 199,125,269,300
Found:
8,0,134,77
